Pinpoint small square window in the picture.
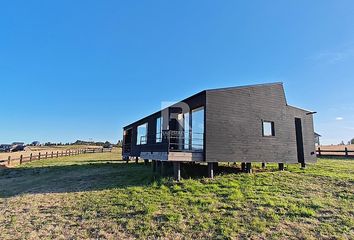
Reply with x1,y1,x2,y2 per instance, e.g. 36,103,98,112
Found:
262,121,275,137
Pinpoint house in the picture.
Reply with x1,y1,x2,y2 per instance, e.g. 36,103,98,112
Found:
10,142,25,152
122,83,316,180
314,132,321,146
0,144,12,152
31,141,41,146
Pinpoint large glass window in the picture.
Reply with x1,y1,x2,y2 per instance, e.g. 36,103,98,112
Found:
156,117,163,143
137,123,148,145
192,107,204,151
184,112,190,149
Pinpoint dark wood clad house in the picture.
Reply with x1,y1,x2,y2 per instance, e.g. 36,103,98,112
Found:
122,83,316,180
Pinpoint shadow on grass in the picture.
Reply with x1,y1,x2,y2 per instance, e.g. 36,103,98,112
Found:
0,161,159,198
0,160,283,198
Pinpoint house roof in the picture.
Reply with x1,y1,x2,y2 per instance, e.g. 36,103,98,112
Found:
123,82,312,128
314,132,321,137
206,82,284,92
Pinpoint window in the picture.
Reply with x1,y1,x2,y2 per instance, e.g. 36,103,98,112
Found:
156,117,163,143
184,112,190,149
262,121,275,137
192,107,204,150
137,123,148,145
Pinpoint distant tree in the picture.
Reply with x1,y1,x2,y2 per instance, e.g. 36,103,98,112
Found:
103,141,112,148
339,141,345,145
351,138,354,145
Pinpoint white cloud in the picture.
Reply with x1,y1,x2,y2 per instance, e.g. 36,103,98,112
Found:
336,117,344,121
309,45,354,64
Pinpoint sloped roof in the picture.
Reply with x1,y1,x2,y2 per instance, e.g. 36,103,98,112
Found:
206,82,283,92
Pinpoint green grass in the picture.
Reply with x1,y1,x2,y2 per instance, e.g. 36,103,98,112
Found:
0,149,353,239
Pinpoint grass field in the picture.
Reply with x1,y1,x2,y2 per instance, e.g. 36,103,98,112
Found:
0,149,353,239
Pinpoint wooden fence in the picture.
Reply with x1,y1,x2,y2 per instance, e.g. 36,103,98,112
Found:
0,148,112,167
316,147,354,158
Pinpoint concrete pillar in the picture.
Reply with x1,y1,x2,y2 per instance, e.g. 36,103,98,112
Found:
135,157,139,164
301,162,306,169
278,163,284,171
241,162,246,172
246,162,252,173
161,161,166,176
208,162,214,179
173,162,181,181
156,161,162,175
152,160,157,172
262,162,266,169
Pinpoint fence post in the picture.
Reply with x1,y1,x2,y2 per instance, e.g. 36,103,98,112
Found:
38,152,41,160
45,152,48,159
69,150,71,156
318,147,321,157
345,147,348,158
30,153,33,162
51,151,53,158
102,148,104,153
20,155,23,165
57,151,59,158
7,156,11,165
61,151,63,157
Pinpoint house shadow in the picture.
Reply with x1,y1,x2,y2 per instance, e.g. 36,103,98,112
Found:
0,161,270,198
0,161,158,198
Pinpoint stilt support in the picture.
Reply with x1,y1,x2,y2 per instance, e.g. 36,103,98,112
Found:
208,162,215,179
161,161,166,176
301,162,306,169
262,162,266,169
157,161,162,175
246,163,252,173
152,160,156,172
135,157,139,164
173,162,181,181
144,159,149,165
278,163,284,171
241,162,246,172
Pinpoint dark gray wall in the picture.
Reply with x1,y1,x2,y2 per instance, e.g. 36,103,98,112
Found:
205,84,316,164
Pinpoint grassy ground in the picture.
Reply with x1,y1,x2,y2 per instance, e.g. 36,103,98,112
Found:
0,149,353,239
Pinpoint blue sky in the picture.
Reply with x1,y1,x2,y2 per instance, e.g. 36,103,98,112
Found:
0,0,353,145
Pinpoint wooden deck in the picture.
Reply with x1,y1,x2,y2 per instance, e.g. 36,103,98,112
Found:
140,151,204,162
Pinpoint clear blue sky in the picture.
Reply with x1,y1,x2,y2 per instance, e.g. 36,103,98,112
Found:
1,1,353,145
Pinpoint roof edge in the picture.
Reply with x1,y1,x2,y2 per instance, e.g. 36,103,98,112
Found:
287,104,315,113
206,82,284,92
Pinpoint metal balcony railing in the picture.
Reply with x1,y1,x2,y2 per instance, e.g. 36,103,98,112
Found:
123,130,204,153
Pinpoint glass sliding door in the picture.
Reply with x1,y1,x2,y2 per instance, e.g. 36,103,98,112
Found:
156,117,163,143
184,112,190,150
191,107,204,151
137,123,148,145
